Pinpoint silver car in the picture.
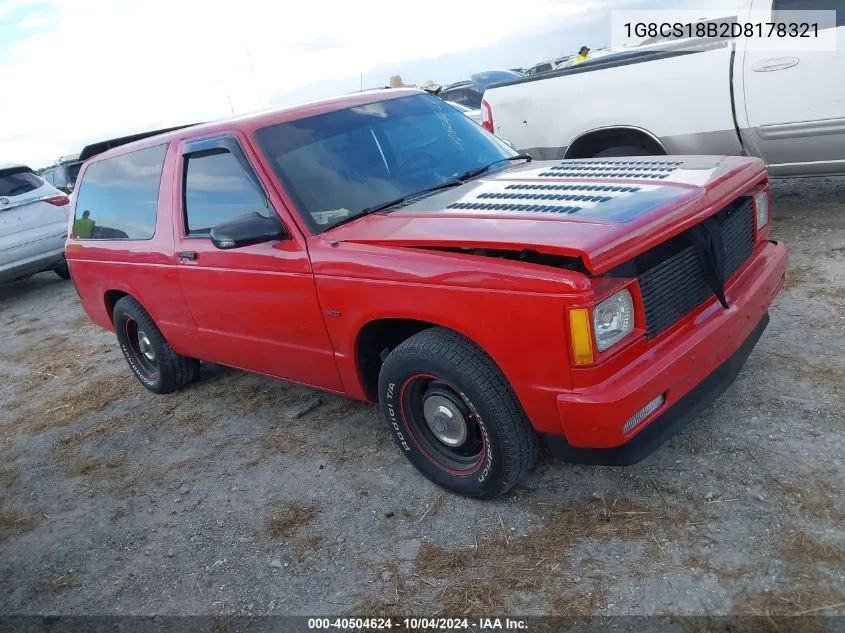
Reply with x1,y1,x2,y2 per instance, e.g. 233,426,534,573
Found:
0,163,72,284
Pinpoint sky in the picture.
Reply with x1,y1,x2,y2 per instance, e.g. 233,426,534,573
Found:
1,0,738,168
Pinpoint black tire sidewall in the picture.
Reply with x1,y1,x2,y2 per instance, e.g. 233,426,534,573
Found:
593,145,654,158
379,352,510,498
113,299,166,392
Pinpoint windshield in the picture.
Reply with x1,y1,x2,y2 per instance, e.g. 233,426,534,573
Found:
254,93,515,233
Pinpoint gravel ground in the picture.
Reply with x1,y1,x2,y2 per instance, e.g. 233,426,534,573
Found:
0,177,843,623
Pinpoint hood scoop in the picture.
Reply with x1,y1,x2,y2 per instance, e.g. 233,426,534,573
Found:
538,159,685,180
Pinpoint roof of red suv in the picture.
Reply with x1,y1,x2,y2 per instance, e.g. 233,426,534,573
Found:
83,89,422,164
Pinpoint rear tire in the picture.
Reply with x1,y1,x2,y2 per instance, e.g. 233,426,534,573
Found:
54,264,71,280
592,145,656,158
113,296,199,394
378,327,537,499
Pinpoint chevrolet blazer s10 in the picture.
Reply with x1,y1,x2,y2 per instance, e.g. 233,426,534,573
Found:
65,89,789,498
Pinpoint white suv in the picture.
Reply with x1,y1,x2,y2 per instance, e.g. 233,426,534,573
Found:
0,163,72,284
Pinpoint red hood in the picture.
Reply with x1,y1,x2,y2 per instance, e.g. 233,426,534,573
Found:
320,156,767,274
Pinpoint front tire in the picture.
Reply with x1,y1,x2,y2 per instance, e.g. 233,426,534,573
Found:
378,327,537,499
113,296,199,394
54,264,71,280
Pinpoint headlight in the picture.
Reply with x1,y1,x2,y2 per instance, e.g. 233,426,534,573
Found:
593,289,634,352
754,190,769,230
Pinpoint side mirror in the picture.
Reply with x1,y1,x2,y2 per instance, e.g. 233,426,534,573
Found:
210,212,288,250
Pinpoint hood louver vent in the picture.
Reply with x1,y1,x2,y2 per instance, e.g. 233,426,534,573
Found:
538,159,683,180
505,183,642,193
477,192,613,203
446,202,583,214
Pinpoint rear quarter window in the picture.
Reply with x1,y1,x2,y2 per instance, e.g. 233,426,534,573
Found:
72,144,167,240
0,167,43,197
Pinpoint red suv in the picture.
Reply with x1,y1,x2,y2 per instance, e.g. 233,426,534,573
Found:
66,89,788,498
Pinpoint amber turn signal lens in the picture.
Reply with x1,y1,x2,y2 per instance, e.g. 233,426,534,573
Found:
569,308,595,365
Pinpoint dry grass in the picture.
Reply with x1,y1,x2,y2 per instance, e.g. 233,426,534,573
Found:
6,334,109,376
785,264,815,291
265,501,317,539
681,554,756,581
438,580,505,616
171,410,209,436
351,495,698,619
0,466,18,487
292,534,325,562
415,542,465,576
765,476,845,522
72,313,94,329
733,582,845,617
45,572,75,591
0,505,37,541
255,424,307,456
550,588,607,618
51,417,129,460
808,286,845,310
778,531,845,567
415,494,688,599
68,456,127,476
2,375,135,441
195,373,301,416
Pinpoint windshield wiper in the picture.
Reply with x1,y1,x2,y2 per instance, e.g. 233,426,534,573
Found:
327,154,533,230
453,153,533,182
354,178,467,217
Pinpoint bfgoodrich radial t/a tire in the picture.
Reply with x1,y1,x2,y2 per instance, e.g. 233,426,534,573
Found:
113,296,199,394
378,327,538,499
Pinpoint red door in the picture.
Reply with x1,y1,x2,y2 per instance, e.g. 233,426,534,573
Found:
172,133,343,392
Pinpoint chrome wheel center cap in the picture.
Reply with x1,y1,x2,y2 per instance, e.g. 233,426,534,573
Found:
423,395,468,447
137,330,156,362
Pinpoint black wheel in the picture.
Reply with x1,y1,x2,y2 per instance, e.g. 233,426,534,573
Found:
113,296,199,394
592,145,656,158
54,264,71,280
378,327,537,499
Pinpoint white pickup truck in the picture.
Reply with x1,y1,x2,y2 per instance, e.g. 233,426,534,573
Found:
481,0,845,177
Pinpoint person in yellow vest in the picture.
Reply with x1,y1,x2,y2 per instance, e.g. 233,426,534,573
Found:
572,46,590,65
74,210,95,238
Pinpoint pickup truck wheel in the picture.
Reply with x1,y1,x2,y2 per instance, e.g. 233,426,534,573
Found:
592,145,655,158
113,296,199,394
54,264,71,280
378,327,537,499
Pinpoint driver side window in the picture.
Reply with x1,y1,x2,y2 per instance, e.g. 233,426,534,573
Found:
183,149,269,236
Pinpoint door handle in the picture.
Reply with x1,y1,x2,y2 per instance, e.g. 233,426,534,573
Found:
751,57,799,72
178,251,198,261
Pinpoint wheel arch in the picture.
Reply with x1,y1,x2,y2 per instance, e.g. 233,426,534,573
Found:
564,125,668,159
354,317,490,401
103,289,131,324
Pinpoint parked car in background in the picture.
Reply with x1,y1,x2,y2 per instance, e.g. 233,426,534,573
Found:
445,101,483,125
554,49,616,69
439,70,524,109
525,56,572,75
481,0,845,177
40,154,83,194
1,164,71,284
67,88,787,498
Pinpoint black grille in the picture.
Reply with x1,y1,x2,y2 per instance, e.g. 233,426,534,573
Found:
636,199,755,339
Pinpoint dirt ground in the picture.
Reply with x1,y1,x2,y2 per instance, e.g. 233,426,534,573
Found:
1,177,843,623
